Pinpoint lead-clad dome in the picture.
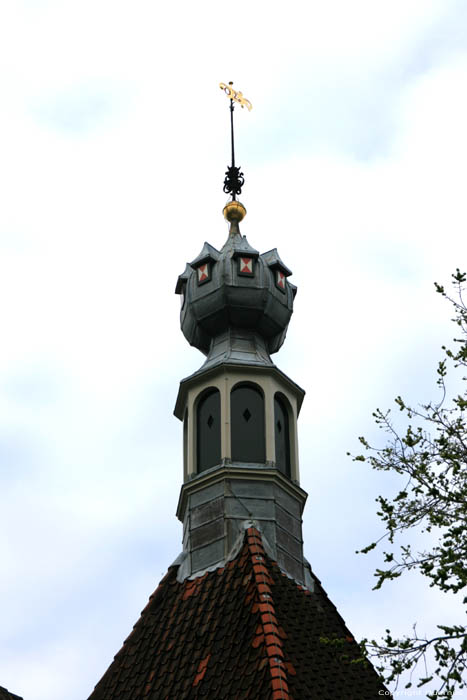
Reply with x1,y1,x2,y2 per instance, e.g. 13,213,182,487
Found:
175,202,296,356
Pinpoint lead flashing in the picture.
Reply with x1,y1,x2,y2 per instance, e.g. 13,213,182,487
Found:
174,362,305,420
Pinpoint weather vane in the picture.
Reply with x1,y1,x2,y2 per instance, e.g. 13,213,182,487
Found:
219,81,252,201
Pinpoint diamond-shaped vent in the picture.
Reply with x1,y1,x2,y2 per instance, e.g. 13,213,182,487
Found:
243,408,252,422
207,415,214,428
277,420,282,433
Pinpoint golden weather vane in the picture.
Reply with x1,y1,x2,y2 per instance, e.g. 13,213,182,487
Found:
219,81,253,111
219,81,252,201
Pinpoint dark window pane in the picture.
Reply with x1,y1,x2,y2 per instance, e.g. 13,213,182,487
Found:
231,385,265,463
183,409,188,472
274,395,291,477
197,389,221,472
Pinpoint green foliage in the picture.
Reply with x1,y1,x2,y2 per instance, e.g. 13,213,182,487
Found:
319,634,369,667
351,270,467,699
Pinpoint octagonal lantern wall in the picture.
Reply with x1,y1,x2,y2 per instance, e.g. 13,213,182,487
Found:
177,365,302,484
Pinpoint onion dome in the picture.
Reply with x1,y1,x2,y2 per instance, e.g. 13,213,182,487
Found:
175,202,297,359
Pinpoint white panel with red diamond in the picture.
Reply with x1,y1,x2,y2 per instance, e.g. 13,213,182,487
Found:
197,263,210,285
238,256,254,276
276,270,286,291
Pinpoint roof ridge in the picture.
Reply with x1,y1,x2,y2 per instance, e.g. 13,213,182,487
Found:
90,565,180,694
139,565,177,616
0,687,23,700
246,526,291,700
307,569,358,641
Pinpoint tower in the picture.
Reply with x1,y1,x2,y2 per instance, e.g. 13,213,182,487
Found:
88,85,390,700
174,197,308,587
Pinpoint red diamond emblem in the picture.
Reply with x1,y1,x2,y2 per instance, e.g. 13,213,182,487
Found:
277,271,285,289
240,257,253,274
198,264,209,283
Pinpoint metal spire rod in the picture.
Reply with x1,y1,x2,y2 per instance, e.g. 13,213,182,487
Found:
219,82,252,201
230,97,235,168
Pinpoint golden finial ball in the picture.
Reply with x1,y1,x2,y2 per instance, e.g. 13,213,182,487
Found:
223,200,246,223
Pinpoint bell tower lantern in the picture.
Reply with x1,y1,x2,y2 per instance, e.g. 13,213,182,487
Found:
174,192,308,584
173,82,309,585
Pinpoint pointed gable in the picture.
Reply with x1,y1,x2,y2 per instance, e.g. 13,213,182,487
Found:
88,528,389,700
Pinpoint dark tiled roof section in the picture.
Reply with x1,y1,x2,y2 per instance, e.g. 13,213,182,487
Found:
269,559,389,699
0,687,23,700
88,527,391,700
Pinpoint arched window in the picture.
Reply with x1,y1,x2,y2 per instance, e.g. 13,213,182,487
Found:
231,384,265,463
274,394,291,477
183,409,188,473
197,389,221,472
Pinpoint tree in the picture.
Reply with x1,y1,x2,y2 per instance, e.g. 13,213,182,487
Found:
351,270,467,699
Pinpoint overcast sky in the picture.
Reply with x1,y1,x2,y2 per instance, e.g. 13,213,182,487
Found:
1,1,467,698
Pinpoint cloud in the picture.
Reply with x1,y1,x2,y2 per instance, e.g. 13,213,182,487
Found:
0,1,466,698
31,83,130,134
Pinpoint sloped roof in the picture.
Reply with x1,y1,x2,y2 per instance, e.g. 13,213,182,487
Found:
0,687,23,700
88,527,390,700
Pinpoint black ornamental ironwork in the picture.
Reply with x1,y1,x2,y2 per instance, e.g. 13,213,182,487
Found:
219,81,252,200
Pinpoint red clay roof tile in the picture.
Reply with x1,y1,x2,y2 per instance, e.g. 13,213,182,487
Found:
88,528,391,700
